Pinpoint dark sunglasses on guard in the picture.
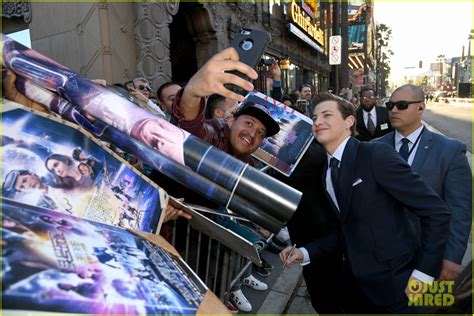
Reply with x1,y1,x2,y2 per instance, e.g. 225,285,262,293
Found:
385,100,423,111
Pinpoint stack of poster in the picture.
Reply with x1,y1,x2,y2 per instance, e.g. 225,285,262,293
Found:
1,107,165,233
1,198,209,314
1,33,302,234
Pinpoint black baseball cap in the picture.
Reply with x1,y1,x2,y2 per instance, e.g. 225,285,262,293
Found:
234,102,280,137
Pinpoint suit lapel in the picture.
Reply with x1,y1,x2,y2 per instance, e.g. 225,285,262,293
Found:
337,137,358,220
356,109,367,132
411,129,434,172
375,106,386,131
375,106,381,129
379,131,395,147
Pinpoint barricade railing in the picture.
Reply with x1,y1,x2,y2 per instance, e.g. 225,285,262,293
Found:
170,218,256,303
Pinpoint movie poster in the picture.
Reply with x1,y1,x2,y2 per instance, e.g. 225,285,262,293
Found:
243,92,314,176
1,108,164,233
1,198,207,314
1,34,302,232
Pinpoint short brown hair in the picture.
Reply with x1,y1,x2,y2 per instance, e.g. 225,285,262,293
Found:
312,92,357,136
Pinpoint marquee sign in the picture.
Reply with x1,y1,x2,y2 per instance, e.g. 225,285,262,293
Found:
289,0,324,47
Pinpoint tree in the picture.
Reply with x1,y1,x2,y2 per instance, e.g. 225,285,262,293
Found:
375,23,393,97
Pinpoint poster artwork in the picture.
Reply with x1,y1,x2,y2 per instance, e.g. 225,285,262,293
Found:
1,198,207,314
1,108,165,233
242,92,314,176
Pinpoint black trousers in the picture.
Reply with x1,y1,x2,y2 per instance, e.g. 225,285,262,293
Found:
340,262,421,314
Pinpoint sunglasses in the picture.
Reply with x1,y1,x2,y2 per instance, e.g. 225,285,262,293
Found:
385,100,423,111
138,85,151,92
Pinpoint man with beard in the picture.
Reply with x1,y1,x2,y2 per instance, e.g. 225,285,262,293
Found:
355,87,393,141
172,48,280,163
170,48,280,312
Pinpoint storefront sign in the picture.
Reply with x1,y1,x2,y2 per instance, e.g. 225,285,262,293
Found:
288,23,323,53
290,1,324,47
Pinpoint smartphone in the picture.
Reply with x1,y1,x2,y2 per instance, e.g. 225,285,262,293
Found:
225,28,271,96
261,58,276,66
296,100,307,113
124,80,135,90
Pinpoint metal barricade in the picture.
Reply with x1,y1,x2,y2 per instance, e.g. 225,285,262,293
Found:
170,219,253,303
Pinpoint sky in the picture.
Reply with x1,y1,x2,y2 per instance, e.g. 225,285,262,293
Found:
374,1,473,83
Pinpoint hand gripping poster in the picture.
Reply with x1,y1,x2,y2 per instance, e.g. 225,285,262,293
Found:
1,107,165,233
242,92,315,176
1,198,208,314
1,33,302,233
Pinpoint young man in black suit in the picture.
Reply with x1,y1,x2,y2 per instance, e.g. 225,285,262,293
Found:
280,93,450,313
356,87,393,141
273,141,343,313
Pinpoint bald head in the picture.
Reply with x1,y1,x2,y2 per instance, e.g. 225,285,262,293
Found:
392,84,424,101
389,84,425,136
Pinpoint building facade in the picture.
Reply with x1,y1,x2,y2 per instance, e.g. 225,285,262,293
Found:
4,1,330,96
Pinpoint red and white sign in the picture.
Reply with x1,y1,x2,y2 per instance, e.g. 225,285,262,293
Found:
329,35,341,65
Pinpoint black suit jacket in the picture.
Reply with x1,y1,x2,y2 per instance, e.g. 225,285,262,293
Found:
374,129,472,264
356,106,393,141
273,142,344,313
304,137,450,306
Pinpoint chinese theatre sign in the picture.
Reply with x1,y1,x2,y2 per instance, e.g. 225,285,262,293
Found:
290,1,324,47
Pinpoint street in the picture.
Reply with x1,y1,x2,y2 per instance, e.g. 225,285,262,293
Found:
423,101,472,152
423,101,473,270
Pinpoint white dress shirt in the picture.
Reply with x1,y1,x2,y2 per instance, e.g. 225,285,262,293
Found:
394,125,424,166
363,107,377,129
300,136,351,265
325,136,351,211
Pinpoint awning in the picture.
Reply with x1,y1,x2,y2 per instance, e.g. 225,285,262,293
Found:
349,53,365,70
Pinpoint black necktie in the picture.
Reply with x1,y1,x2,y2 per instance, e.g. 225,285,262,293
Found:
399,138,410,161
330,157,340,197
367,113,375,135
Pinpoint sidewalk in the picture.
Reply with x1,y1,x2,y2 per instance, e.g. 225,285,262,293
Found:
239,249,305,314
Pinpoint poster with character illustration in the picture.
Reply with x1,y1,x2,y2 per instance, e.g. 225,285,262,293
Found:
240,91,314,176
1,198,207,314
1,107,165,233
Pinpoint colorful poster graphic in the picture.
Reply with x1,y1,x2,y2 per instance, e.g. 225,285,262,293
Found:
1,108,164,233
1,34,302,233
1,198,207,314
243,92,314,176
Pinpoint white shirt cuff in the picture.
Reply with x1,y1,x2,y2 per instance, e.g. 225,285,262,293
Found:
411,269,434,285
300,247,310,266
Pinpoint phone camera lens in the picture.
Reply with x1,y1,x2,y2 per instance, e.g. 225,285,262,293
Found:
240,40,254,51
